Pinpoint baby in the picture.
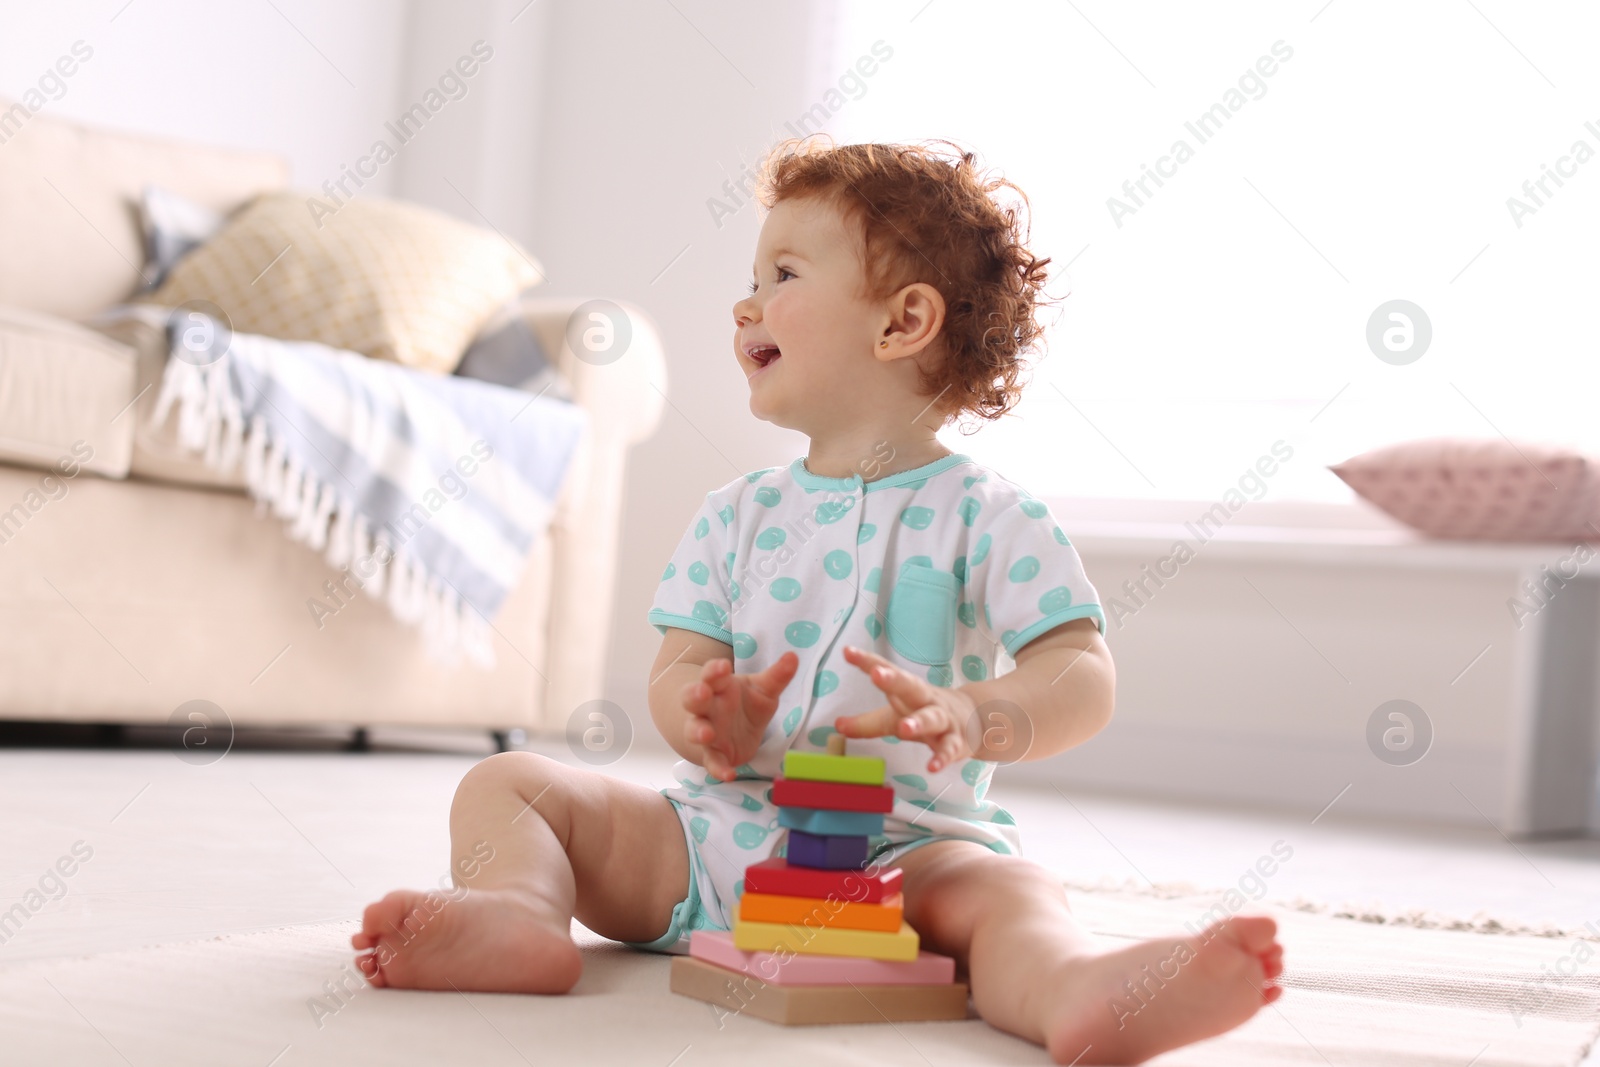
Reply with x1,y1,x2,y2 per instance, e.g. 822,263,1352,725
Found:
354,140,1284,1064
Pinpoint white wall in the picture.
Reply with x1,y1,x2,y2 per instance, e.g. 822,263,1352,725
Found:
0,0,409,195
522,0,838,739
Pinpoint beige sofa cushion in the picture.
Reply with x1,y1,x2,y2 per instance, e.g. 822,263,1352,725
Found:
142,192,545,374
0,306,136,477
0,100,287,320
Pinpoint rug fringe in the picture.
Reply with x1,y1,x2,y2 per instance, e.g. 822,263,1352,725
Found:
1062,876,1599,940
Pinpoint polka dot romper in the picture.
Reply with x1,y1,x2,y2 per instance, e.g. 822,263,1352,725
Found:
636,451,1105,951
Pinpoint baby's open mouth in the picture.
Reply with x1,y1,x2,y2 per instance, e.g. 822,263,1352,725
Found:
748,344,781,368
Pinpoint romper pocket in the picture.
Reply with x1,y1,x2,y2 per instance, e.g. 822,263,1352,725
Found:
884,565,958,665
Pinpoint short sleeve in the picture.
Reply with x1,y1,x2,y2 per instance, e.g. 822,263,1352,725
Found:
970,494,1103,657
648,490,737,645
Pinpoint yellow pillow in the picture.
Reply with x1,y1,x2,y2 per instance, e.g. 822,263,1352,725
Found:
143,191,544,373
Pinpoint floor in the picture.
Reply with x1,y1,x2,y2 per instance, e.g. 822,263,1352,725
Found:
3,730,1599,1058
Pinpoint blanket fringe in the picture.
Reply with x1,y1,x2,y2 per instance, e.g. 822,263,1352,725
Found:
153,355,495,669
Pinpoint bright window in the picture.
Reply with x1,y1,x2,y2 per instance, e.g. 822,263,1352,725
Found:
821,1,1600,504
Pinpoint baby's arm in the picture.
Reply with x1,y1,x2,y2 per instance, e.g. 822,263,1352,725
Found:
646,629,798,779
959,616,1115,761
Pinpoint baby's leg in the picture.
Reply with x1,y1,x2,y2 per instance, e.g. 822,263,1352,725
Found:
353,752,689,993
895,841,1283,1066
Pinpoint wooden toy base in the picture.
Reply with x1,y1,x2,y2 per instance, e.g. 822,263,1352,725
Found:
670,956,971,1026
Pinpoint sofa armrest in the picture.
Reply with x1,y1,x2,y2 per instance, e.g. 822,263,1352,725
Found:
515,297,667,447
510,297,667,730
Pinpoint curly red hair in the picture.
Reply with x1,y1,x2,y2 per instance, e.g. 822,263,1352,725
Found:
756,139,1053,430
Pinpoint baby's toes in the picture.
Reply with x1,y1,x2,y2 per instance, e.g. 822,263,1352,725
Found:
355,948,384,983
1223,914,1279,955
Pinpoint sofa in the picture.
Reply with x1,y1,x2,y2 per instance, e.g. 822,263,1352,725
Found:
0,106,665,737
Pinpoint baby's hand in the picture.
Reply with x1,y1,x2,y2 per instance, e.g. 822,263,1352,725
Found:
834,645,980,774
681,651,799,782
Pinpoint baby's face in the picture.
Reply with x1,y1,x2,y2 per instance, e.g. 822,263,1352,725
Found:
732,196,888,433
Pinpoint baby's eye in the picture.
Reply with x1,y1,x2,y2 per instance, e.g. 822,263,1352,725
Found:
747,267,794,294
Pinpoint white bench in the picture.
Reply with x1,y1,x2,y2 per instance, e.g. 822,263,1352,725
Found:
1004,510,1598,839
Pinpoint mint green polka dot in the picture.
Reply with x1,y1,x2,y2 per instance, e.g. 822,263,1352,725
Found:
858,524,877,544
900,506,935,530
786,620,821,647
734,878,745,898
807,725,837,746
734,763,754,777
908,798,936,812
864,614,882,639
953,557,967,584
694,516,709,539
732,822,771,848
661,562,676,580
725,551,736,574
984,603,993,629
692,600,727,628
782,706,802,733
957,602,977,628
961,655,987,681
958,497,981,526
687,561,709,585
971,533,991,565
1040,586,1074,613
927,663,953,687
815,498,855,524
813,670,838,697
824,550,852,579
771,577,802,601
865,567,881,593
718,504,735,525
754,486,782,506
892,773,927,792
991,808,1016,825
1009,556,1040,582
882,735,900,744
963,473,987,488
738,794,763,812
960,760,985,785
904,555,933,570
976,780,989,800
1053,526,1071,545
690,816,710,842
703,772,721,785
904,477,928,489
1002,628,1018,647
732,632,757,658
1020,499,1048,519
756,527,786,550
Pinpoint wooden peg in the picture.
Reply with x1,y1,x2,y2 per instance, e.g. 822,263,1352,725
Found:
826,733,846,756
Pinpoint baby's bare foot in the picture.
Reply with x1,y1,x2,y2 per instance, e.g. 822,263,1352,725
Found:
351,886,582,994
1044,915,1283,1065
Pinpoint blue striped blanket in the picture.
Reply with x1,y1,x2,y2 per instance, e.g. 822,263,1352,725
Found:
139,308,588,667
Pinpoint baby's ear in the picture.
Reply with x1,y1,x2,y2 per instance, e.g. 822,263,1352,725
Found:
879,282,946,363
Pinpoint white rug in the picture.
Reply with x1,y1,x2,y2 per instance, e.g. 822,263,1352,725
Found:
3,885,1596,1066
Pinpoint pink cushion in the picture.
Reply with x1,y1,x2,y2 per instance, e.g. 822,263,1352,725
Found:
1330,438,1599,542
